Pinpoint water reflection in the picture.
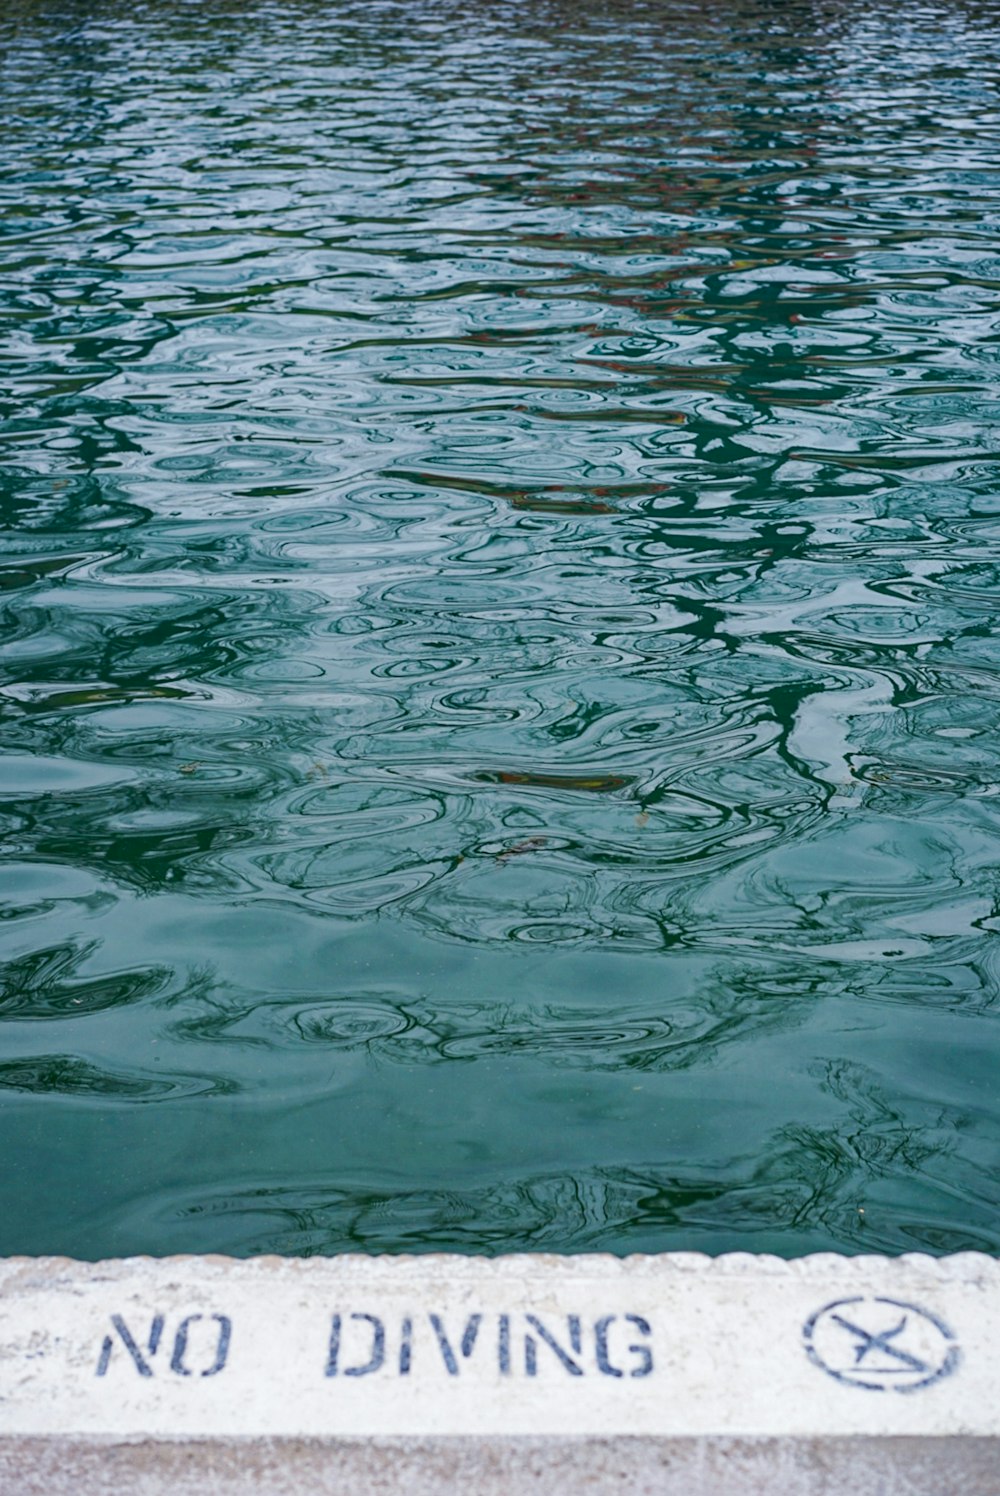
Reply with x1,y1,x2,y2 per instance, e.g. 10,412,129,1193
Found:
1,0,999,1257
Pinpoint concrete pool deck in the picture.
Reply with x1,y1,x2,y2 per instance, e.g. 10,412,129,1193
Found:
0,1251,997,1493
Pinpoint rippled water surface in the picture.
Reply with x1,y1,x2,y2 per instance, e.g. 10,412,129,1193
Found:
2,0,1000,1258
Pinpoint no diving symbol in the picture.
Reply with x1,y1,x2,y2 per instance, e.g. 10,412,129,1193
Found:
803,1296,959,1392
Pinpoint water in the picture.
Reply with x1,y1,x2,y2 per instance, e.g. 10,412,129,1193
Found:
2,0,999,1260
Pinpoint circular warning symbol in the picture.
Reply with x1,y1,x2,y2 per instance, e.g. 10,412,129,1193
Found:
802,1296,959,1392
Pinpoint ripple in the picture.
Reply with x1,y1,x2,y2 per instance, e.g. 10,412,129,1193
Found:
291,1001,414,1047
0,943,167,1020
0,1055,203,1101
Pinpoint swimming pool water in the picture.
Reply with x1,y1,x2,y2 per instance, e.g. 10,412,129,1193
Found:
1,0,999,1258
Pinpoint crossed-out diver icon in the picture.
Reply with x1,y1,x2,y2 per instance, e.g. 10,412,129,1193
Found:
802,1295,959,1392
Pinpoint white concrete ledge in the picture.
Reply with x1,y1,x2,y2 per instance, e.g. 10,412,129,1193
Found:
1,1252,997,1493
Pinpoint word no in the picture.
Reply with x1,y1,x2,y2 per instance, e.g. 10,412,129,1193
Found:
96,1313,231,1378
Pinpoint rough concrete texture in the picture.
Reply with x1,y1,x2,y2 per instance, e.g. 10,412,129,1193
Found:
2,1436,1000,1496
1,1253,998,1493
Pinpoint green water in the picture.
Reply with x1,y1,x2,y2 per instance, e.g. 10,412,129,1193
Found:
2,0,999,1260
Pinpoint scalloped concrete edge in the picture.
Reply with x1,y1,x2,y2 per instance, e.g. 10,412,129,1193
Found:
1,1252,998,1494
